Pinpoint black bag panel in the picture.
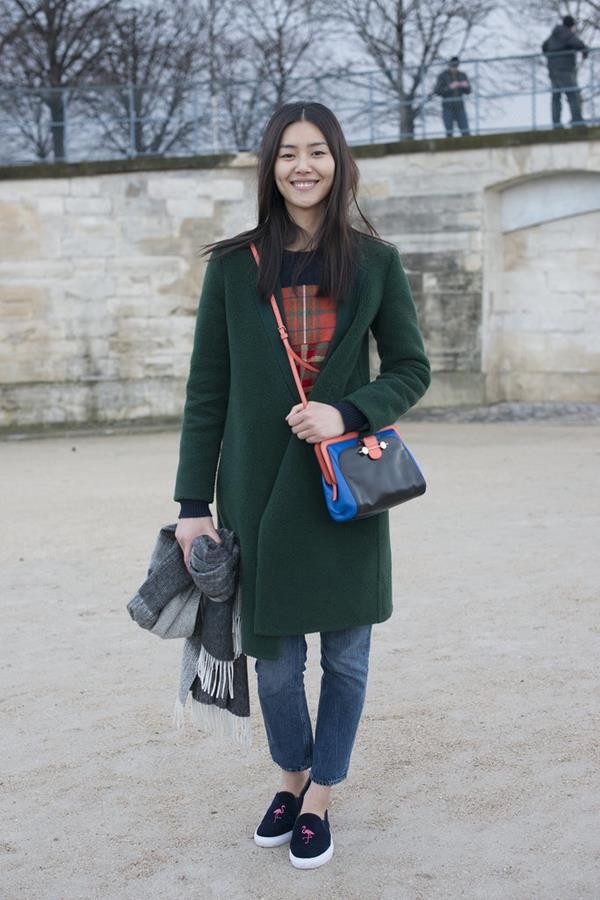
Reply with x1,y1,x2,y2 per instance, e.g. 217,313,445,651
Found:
338,439,426,518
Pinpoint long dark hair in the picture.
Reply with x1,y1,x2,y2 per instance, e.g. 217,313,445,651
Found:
200,101,390,306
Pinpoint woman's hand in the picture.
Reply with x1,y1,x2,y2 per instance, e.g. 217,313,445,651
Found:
285,401,345,443
175,516,221,568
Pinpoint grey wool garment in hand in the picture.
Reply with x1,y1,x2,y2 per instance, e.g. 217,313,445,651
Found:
127,523,251,747
127,524,201,638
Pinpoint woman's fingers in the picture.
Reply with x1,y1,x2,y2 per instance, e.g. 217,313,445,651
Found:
175,517,222,570
285,402,304,422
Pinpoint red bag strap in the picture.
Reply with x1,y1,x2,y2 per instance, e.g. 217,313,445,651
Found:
249,242,320,409
250,241,337,490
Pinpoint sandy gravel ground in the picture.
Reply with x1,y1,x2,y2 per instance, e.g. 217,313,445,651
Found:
1,421,599,900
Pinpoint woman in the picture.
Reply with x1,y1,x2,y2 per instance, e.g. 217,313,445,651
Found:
174,101,431,870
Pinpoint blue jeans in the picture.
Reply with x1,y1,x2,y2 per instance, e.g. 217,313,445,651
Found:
254,624,372,786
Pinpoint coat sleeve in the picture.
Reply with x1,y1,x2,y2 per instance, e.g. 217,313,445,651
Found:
339,246,431,433
173,253,230,503
566,33,588,54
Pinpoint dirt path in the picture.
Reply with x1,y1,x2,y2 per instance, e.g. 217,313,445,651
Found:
1,422,599,899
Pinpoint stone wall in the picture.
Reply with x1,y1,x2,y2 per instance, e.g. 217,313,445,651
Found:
0,130,599,428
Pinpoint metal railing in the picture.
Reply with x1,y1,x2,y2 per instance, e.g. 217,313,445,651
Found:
0,48,597,166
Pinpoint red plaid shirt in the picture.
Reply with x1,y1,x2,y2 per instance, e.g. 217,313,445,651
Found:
280,282,336,395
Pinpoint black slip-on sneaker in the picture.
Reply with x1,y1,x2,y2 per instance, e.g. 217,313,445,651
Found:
289,809,334,869
254,777,311,847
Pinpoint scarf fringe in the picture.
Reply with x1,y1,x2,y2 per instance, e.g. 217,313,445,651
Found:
173,574,249,746
197,578,244,700
197,646,234,700
173,695,252,747
232,578,242,657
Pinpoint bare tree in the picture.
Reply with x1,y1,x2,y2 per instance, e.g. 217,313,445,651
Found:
332,0,496,138
0,0,120,159
214,0,335,151
0,0,36,56
88,1,209,157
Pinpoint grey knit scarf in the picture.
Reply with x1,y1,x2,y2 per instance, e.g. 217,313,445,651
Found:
127,524,251,747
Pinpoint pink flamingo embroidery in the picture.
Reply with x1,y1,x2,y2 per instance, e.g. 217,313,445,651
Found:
301,825,315,844
272,802,286,822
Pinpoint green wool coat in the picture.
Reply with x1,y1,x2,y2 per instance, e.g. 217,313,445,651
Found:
174,232,431,660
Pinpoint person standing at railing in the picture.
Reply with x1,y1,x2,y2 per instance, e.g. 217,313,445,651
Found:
542,15,589,128
434,56,471,138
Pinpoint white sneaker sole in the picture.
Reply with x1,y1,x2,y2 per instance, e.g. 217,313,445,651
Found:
289,840,334,869
254,828,294,847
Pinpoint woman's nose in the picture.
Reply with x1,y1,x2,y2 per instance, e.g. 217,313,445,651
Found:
294,156,312,172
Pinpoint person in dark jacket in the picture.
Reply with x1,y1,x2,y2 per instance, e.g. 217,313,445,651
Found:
434,55,471,137
542,15,589,127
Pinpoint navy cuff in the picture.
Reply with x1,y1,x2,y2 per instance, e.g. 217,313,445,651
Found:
329,400,370,433
178,500,212,518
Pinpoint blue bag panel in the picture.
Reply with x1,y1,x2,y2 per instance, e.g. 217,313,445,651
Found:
321,469,358,522
321,434,360,521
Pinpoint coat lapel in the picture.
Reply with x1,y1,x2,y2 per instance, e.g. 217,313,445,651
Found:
250,252,370,404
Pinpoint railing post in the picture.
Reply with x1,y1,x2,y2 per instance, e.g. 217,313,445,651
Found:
128,84,136,158
368,71,374,142
192,82,200,154
590,51,596,124
531,55,537,131
420,62,427,138
474,59,480,135
63,87,69,162
211,91,220,154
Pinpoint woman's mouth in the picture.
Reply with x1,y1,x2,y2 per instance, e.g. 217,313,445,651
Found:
291,180,319,192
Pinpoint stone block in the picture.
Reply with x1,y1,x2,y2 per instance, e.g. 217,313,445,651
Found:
0,283,48,319
523,226,597,252
64,197,112,215
485,370,600,403
61,228,117,258
546,267,600,294
199,179,245,200
497,291,586,316
165,197,214,219
147,176,200,198
69,178,102,197
359,179,392,200
37,197,65,216
576,250,600,268
486,331,595,374
0,179,71,199
363,193,480,234
418,371,485,406
0,202,42,259
496,309,586,334
387,232,473,253
0,259,74,279
501,270,549,301
463,253,482,273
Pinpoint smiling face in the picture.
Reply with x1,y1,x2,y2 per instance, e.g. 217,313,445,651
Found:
274,119,336,220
